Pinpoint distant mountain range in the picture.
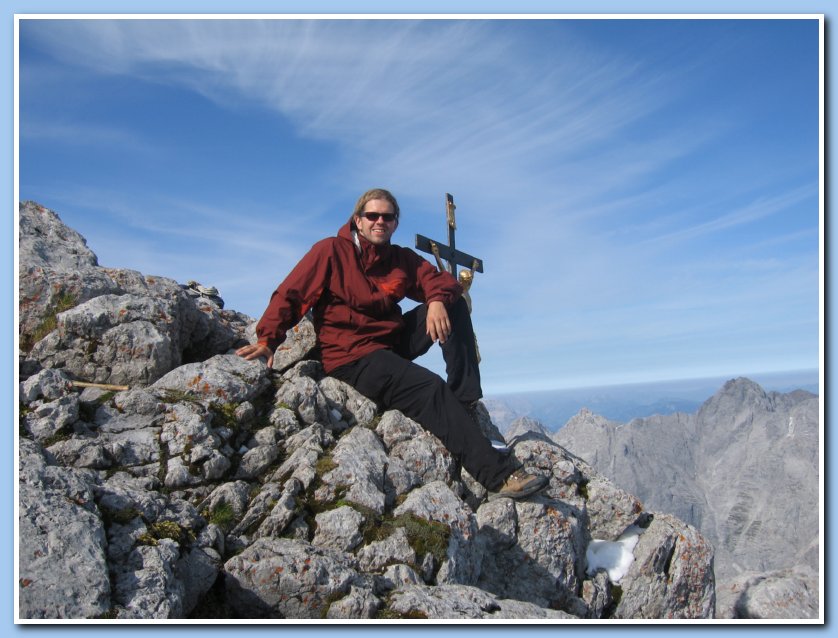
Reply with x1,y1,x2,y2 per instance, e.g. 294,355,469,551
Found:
491,375,820,617
484,370,819,433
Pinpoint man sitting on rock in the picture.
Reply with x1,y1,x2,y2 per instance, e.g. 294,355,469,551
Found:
237,188,547,500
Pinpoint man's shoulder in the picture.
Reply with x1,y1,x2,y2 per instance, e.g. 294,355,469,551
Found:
311,234,350,253
313,235,339,248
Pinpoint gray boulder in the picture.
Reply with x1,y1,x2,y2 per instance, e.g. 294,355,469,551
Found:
18,440,110,619
19,367,73,403
96,471,217,618
385,583,575,619
356,527,416,573
715,565,819,619
324,585,381,619
110,540,185,619
394,481,480,586
318,375,377,428
18,201,114,343
258,315,318,373
22,394,80,442
19,201,98,271
230,482,285,537
252,480,303,540
613,512,715,619
224,538,366,618
152,354,272,405
314,426,388,515
29,293,180,385
312,505,366,552
19,202,252,386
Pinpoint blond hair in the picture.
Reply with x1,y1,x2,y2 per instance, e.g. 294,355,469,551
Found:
350,188,400,224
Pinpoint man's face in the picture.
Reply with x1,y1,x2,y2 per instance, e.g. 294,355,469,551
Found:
354,198,398,246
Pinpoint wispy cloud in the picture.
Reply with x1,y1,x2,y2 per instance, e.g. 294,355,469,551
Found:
19,18,820,391
641,183,818,246
20,119,159,154
24,20,681,204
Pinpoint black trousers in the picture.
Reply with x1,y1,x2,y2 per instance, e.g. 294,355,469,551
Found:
330,298,514,491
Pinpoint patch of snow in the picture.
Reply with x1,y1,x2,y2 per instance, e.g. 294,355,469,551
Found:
585,524,643,582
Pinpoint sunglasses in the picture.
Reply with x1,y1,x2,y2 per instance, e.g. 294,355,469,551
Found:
359,212,396,223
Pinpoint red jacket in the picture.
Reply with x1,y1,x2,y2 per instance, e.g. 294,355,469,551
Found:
256,221,463,373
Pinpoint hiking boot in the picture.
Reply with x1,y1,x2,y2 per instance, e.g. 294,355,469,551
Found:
490,469,549,501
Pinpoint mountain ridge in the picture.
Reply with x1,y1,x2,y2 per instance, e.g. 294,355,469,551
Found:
544,376,819,618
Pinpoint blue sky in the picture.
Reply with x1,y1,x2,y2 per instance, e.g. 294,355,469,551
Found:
17,17,820,395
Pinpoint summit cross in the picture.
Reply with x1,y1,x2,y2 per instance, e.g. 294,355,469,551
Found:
415,193,484,276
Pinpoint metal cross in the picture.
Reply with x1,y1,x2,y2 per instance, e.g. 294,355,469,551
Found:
415,193,484,275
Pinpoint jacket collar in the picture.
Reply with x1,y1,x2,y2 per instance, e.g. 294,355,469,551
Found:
339,220,392,268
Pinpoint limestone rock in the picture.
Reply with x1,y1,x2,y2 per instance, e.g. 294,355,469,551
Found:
198,481,251,527
394,481,480,586
23,395,80,442
19,368,73,403
314,426,388,515
30,294,180,385
18,440,110,619
19,201,98,271
230,482,284,537
614,512,715,619
318,375,377,428
224,538,364,618
152,354,272,405
715,565,819,620
252,480,302,540
267,315,318,373
96,472,217,619
312,505,366,552
324,585,381,619
386,583,575,619
111,540,185,619
274,375,333,428
356,527,416,573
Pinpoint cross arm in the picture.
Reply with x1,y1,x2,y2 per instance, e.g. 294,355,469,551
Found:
415,234,484,273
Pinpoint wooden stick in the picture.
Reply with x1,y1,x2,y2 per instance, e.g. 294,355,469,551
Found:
71,381,130,392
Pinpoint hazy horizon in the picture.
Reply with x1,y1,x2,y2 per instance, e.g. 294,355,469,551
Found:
484,367,819,433
488,367,820,400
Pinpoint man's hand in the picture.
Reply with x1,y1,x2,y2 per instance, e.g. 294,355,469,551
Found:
235,343,275,368
426,300,452,344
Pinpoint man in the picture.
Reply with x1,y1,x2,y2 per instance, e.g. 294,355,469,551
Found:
237,188,547,499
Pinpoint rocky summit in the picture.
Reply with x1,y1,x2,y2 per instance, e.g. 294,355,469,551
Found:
17,201,716,621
